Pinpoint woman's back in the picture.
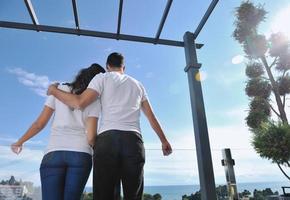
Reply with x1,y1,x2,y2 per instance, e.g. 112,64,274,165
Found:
45,84,100,155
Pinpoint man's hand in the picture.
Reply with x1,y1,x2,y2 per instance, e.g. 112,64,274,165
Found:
162,140,172,156
47,83,60,96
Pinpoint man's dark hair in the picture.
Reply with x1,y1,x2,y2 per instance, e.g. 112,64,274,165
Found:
106,52,124,68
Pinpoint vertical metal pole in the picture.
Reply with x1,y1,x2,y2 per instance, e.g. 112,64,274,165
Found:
222,148,238,200
183,31,217,200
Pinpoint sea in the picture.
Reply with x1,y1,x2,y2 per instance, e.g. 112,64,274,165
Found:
84,182,290,200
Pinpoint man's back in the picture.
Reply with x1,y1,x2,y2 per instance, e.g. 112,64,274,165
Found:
88,71,147,134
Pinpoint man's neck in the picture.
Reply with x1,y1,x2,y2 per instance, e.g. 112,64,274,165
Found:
109,68,124,74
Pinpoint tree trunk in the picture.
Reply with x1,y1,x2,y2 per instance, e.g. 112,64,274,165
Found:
277,163,290,181
260,56,288,124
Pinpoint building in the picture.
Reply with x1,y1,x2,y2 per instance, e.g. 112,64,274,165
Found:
0,184,28,200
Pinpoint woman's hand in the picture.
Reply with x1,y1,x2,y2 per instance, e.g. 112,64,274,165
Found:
11,141,23,155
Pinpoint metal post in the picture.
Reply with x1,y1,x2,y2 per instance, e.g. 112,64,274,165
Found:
72,0,80,29
116,0,123,38
155,0,173,43
221,148,238,200
183,31,217,200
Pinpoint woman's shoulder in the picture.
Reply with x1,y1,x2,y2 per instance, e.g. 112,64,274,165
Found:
57,83,71,92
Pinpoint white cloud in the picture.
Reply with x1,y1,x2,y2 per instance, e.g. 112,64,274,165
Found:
168,81,181,95
0,104,288,186
0,145,45,185
135,64,142,69
0,146,44,163
7,68,51,97
216,68,245,87
145,72,154,79
142,112,289,185
104,47,112,53
0,137,44,146
67,19,75,26
224,106,247,119
232,55,244,65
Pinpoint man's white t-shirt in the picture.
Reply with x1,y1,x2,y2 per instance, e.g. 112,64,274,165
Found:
45,84,101,155
88,72,148,134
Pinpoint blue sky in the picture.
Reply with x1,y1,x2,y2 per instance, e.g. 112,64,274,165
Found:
1,0,290,187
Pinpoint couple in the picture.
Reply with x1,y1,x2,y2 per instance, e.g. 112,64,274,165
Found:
11,52,172,200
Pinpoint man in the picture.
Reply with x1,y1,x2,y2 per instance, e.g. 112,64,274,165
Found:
47,52,172,200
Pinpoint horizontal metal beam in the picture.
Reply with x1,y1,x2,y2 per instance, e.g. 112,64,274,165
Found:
0,21,204,48
155,0,173,42
24,0,39,25
194,0,219,39
117,0,123,37
72,0,80,29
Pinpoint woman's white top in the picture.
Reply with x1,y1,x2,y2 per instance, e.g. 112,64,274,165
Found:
44,84,100,155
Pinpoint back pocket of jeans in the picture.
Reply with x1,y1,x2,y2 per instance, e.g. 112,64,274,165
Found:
41,151,55,165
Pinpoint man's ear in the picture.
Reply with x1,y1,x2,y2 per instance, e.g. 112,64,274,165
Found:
123,66,126,71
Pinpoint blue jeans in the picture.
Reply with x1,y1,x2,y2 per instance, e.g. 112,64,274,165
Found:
40,151,92,200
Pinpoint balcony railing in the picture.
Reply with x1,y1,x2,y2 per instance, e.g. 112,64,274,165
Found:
0,144,288,200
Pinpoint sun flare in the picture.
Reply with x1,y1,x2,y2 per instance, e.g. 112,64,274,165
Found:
270,5,290,36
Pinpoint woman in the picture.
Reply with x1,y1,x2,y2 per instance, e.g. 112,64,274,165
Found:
11,63,105,200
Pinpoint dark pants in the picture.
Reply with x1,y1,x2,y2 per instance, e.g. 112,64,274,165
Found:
40,151,92,200
93,130,145,200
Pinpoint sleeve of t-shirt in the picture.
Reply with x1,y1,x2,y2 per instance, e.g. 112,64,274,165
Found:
86,99,101,118
44,95,56,110
140,82,148,102
87,74,104,95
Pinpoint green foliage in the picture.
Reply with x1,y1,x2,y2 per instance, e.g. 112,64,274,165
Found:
182,185,227,200
152,193,162,200
82,192,162,200
239,189,251,198
245,78,271,98
249,97,270,116
252,121,290,165
182,186,278,200
244,34,268,59
276,53,290,71
278,75,290,95
250,188,278,200
215,185,228,200
82,192,93,200
182,192,201,200
246,97,271,129
246,62,264,78
143,193,162,200
233,1,267,43
246,109,269,129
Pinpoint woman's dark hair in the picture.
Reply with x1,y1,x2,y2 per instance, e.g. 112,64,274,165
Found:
64,63,105,95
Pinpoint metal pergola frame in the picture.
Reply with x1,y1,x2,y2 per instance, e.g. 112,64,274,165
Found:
0,0,219,199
